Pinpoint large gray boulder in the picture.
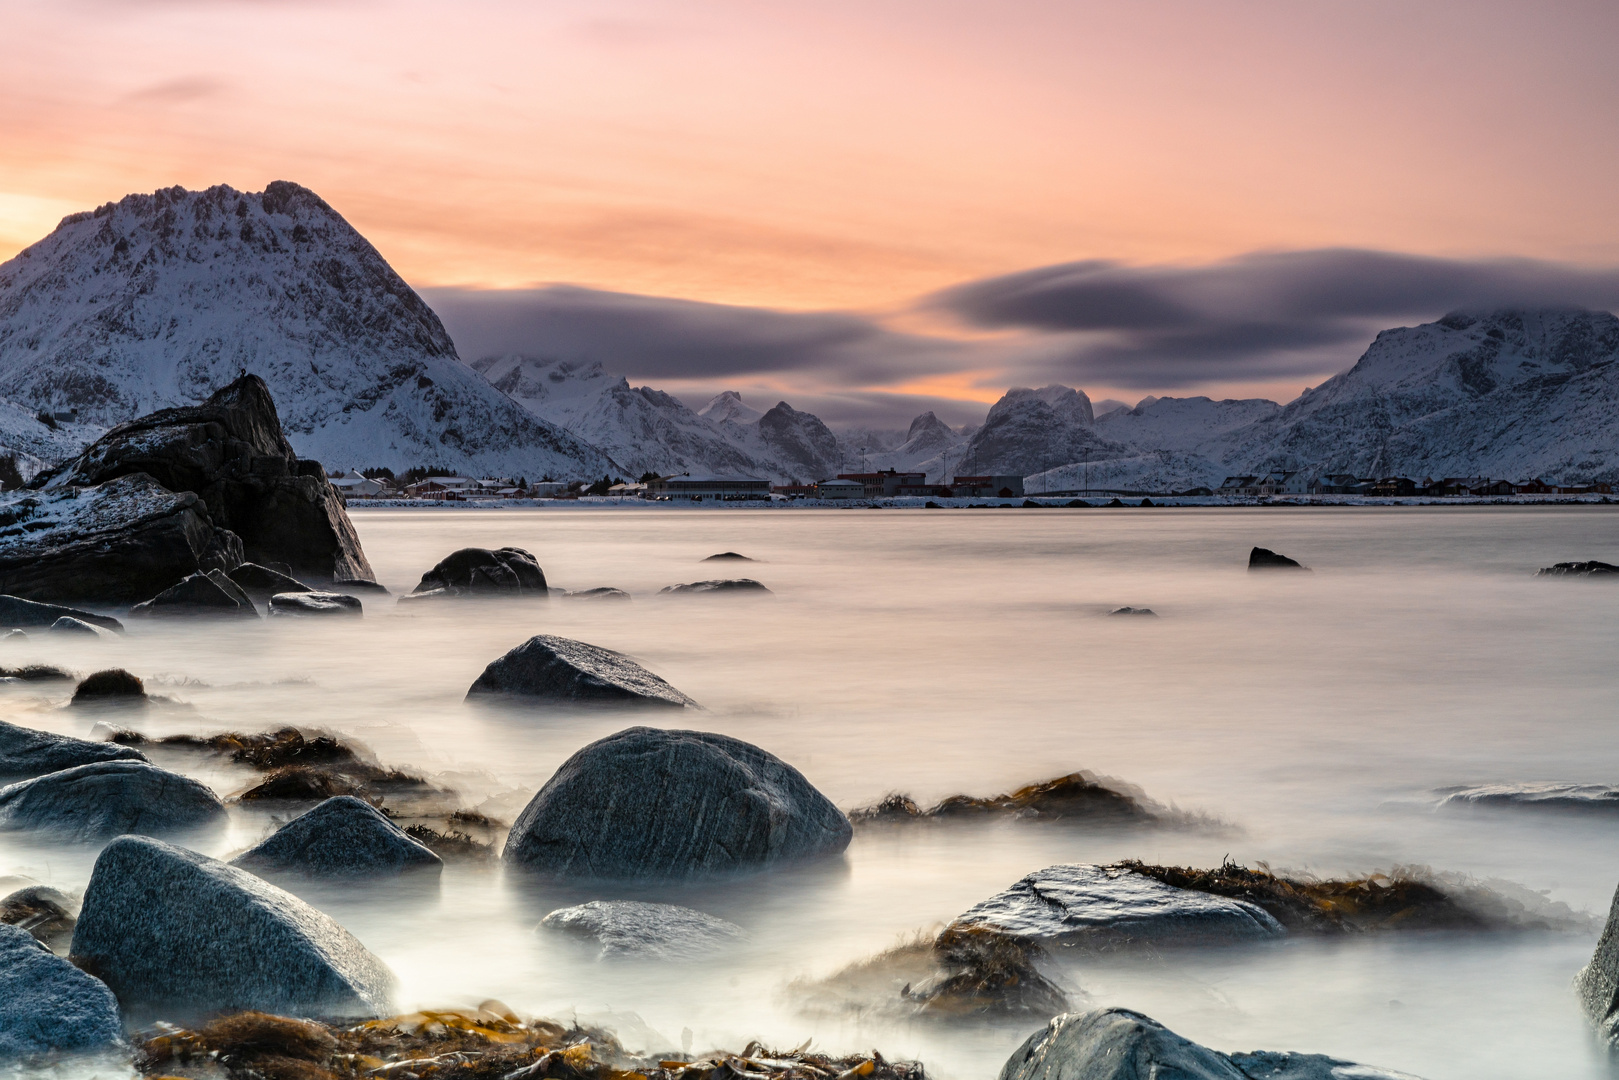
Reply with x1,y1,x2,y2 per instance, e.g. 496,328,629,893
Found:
951,864,1284,948
504,726,851,879
231,795,441,879
70,836,394,1018
0,596,122,633
467,635,697,708
0,761,226,842
998,1009,1423,1080
539,900,746,960
1577,882,1619,1047
0,718,147,780
130,570,258,618
0,923,123,1058
268,591,363,617
404,546,546,600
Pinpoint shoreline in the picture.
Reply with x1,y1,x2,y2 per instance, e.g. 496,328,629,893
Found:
346,493,1618,510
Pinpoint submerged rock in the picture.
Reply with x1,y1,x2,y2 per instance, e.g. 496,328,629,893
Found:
998,1009,1424,1080
0,923,123,1058
1537,560,1619,577
539,900,746,960
1438,782,1619,814
851,772,1161,827
703,552,755,562
0,596,122,633
949,863,1284,948
227,561,312,603
467,635,697,708
49,616,112,638
131,570,259,618
565,587,632,601
70,835,395,1018
0,761,226,842
0,884,79,951
70,668,146,706
1,630,24,641
658,579,772,595
269,591,363,617
1248,547,1309,571
404,547,546,599
335,578,390,595
1108,607,1157,616
232,796,441,879
504,726,851,879
0,718,146,779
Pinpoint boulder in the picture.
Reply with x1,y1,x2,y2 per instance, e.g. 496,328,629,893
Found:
0,761,226,842
467,635,697,708
404,547,546,599
0,718,146,779
70,668,146,706
1,630,24,641
70,835,394,1018
1538,560,1619,577
1248,547,1309,571
565,587,632,601
1578,881,1619,1047
703,552,755,562
658,579,773,595
335,578,390,595
35,375,375,584
1,884,79,951
231,796,441,879
539,899,746,960
1108,607,1157,616
227,561,312,603
997,1009,1424,1080
269,591,363,618
49,617,113,638
949,864,1284,948
0,923,123,1058
0,596,122,633
503,726,852,879
130,571,259,618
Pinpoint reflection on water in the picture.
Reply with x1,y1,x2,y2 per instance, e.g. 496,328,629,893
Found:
4,505,1619,1079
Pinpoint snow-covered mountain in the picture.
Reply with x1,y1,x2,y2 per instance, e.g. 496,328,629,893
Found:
1097,396,1280,455
0,401,104,479
0,182,616,478
697,391,762,425
946,384,1125,477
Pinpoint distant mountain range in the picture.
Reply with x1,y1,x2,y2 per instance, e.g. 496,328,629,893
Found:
1,182,1616,490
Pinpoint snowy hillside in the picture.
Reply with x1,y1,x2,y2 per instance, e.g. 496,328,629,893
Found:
0,182,616,478
697,391,763,425
0,400,103,479
1097,396,1280,455
945,385,1125,477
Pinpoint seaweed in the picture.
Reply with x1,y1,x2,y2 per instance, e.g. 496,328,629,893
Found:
849,772,1162,827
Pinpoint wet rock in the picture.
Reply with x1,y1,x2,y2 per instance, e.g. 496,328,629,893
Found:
467,634,698,708
130,570,259,618
1579,882,1619,1048
907,928,1069,1018
0,761,226,842
1108,607,1157,616
1537,560,1619,577
1,630,24,641
0,717,146,779
226,561,312,603
49,616,113,638
335,578,390,595
1438,782,1619,814
539,899,746,960
504,726,851,879
659,578,772,595
0,596,122,633
949,863,1284,948
1248,546,1309,571
404,546,546,599
997,1009,1424,1080
231,795,441,879
0,922,123,1057
0,884,79,951
703,552,755,562
851,772,1161,827
70,669,147,707
565,587,632,601
0,664,72,682
69,835,395,1018
268,591,363,617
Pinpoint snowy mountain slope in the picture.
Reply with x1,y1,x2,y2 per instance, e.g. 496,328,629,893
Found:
859,412,967,479
0,401,104,478
752,401,845,482
697,391,763,425
0,182,616,478
1097,396,1281,454
1026,450,1227,494
951,385,1127,477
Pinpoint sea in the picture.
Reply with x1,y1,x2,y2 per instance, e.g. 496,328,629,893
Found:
4,504,1619,1079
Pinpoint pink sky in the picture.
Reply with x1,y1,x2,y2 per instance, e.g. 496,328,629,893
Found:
3,0,1617,413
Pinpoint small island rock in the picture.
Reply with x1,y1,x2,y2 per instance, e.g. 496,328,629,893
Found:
0,596,122,633
0,761,226,842
231,796,441,879
1108,607,1157,617
0,923,123,1058
539,899,746,960
70,669,146,706
468,635,697,708
404,547,546,599
703,552,755,562
269,591,363,617
565,587,632,601
49,617,112,638
0,718,146,780
1248,547,1309,571
1538,560,1619,577
659,579,772,595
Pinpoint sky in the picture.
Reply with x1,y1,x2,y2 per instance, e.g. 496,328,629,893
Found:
3,0,1619,426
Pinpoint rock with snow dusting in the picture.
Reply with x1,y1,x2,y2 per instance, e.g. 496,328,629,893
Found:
70,835,395,1019
232,796,440,879
659,579,772,596
503,726,851,879
0,922,123,1058
539,899,746,960
130,570,258,618
269,591,362,618
1440,783,1619,814
0,718,146,780
0,761,225,842
0,596,121,633
950,864,1284,948
467,635,696,708
405,546,547,600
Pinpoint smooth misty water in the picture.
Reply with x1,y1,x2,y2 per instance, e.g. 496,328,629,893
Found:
5,505,1619,1079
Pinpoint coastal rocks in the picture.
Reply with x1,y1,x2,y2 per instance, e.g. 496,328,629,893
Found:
1537,560,1619,577
70,668,146,706
539,900,746,960
0,761,226,841
131,570,258,618
0,717,146,779
503,726,852,879
70,835,395,1018
1248,547,1309,571
0,596,122,633
0,923,123,1058
467,635,698,708
1578,883,1619,1048
1,884,79,951
1108,607,1157,616
49,616,112,638
405,547,546,600
231,796,441,879
226,561,312,603
565,587,632,601
1438,782,1619,814
269,591,363,617
997,1009,1424,1080
703,552,755,562
658,579,772,595
949,864,1284,948
851,772,1161,827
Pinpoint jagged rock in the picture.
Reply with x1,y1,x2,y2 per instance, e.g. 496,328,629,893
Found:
231,796,441,879
703,552,755,562
503,726,851,879
467,635,697,708
0,718,146,779
658,579,772,596
50,616,112,638
131,571,259,618
269,591,363,617
70,669,146,705
539,900,746,960
1538,560,1619,577
403,547,546,600
35,375,375,584
1,885,79,951
950,864,1284,948
1248,547,1308,571
0,596,121,633
1579,881,1619,1048
227,561,311,602
69,835,395,1018
0,761,225,842
997,1009,1424,1080
0,923,123,1057
1108,607,1157,616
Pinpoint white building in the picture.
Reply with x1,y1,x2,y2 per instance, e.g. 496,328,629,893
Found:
816,479,866,500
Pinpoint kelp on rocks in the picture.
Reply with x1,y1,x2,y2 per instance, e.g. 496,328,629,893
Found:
848,772,1208,829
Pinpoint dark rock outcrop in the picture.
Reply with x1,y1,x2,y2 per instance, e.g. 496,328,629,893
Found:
404,547,546,600
269,591,363,617
0,761,226,842
1,884,79,951
703,552,755,562
1578,881,1619,1049
49,617,112,638
231,796,441,879
0,923,123,1057
70,668,146,705
35,375,374,584
70,835,395,1019
335,578,390,595
564,587,632,601
1108,607,1157,616
0,718,146,779
503,726,851,879
1248,547,1309,570
1538,560,1619,577
852,773,1161,827
130,570,258,618
539,900,746,960
658,579,772,595
0,596,122,633
468,635,697,707
227,561,311,603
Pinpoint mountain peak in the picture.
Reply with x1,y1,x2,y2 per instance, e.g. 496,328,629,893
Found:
698,390,762,425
